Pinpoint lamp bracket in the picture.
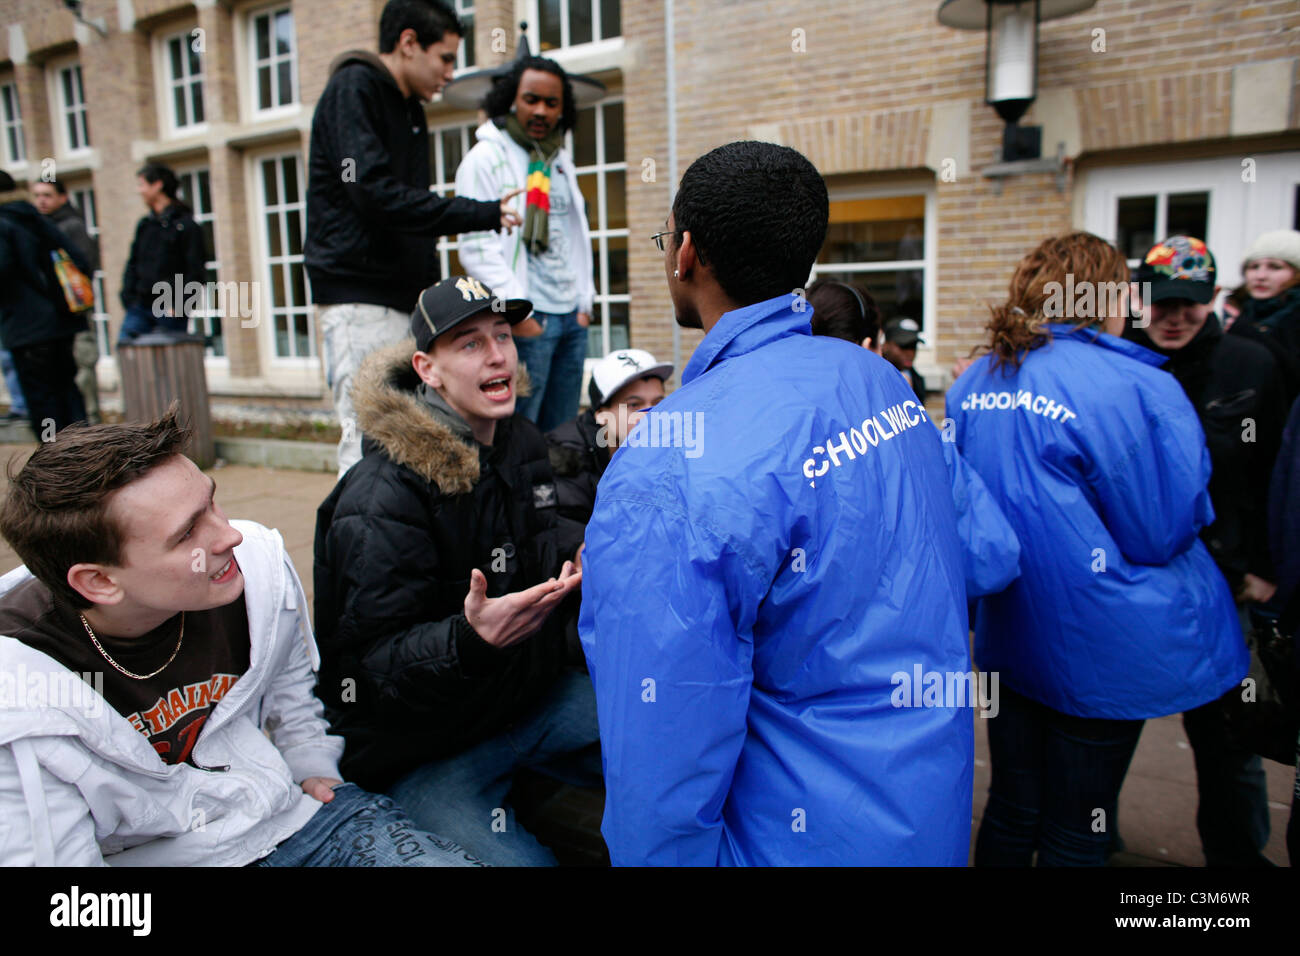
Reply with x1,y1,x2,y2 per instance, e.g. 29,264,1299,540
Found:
981,141,1068,194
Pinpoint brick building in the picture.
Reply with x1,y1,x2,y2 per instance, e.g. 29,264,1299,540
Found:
1,0,1297,411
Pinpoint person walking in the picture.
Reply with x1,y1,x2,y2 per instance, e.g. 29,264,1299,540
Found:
0,171,90,436
33,179,101,423
118,163,208,344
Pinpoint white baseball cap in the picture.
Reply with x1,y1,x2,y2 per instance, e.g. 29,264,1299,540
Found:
587,349,674,408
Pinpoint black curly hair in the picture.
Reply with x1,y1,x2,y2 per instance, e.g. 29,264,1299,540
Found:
671,141,829,307
480,56,578,134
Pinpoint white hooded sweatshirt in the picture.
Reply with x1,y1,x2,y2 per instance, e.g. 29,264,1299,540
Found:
0,521,343,866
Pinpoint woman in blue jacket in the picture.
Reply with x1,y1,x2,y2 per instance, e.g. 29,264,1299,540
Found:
946,232,1246,866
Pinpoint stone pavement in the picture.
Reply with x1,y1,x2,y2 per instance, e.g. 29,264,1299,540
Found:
0,446,1292,866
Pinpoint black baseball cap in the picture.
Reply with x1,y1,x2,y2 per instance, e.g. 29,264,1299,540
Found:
1134,236,1216,305
410,276,532,352
884,317,924,348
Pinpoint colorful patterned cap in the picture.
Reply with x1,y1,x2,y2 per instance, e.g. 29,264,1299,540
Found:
1135,236,1216,305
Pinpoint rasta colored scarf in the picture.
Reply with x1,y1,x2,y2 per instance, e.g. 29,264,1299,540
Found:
503,113,565,255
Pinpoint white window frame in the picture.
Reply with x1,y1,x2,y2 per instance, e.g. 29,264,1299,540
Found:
158,27,207,136
1081,151,1300,294
252,151,315,365
808,180,939,376
568,97,629,358
68,185,111,360
246,4,299,119
48,59,91,156
453,0,476,73
429,119,477,278
1,82,25,167
174,166,226,361
529,0,622,55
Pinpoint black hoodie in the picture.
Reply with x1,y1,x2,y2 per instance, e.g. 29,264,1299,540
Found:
1126,316,1287,589
0,200,91,350
304,51,501,313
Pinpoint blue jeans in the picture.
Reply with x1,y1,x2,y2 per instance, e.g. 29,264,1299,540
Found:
118,304,188,344
513,309,588,432
0,348,26,416
975,684,1144,866
252,783,487,867
387,669,603,867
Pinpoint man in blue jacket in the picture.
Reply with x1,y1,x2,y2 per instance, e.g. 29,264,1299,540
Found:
578,142,974,866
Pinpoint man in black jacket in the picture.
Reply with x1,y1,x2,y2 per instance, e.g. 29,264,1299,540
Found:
0,171,89,436
547,348,671,525
1128,235,1287,868
33,179,101,423
305,0,521,478
314,276,596,866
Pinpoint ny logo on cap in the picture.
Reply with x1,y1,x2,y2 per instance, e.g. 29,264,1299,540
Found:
455,277,491,302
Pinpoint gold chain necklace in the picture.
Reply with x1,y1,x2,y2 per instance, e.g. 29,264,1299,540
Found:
79,611,185,681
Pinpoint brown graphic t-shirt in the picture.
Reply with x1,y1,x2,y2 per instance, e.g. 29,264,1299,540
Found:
0,577,250,766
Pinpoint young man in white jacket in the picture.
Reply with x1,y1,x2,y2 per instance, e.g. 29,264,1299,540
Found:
0,409,484,866
455,56,596,432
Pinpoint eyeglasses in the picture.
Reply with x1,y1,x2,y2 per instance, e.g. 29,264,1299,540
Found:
650,231,673,252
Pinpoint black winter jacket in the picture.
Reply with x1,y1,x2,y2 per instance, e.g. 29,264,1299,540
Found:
304,51,501,313
0,200,91,350
1228,286,1300,402
313,342,583,790
48,202,99,273
119,203,208,313
546,409,611,526
1127,318,1287,590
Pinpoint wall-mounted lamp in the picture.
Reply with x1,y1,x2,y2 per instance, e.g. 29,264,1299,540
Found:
62,0,109,38
937,0,1096,162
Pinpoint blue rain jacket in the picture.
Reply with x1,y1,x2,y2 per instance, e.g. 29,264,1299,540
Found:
942,440,1021,598
579,294,974,866
945,325,1246,720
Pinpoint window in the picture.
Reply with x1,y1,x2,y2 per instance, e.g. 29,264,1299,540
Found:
428,121,476,279
454,0,476,72
58,65,90,152
164,30,206,131
69,187,109,358
1082,153,1300,290
535,0,621,51
1,83,25,164
810,192,932,334
176,169,223,357
258,153,314,359
570,98,628,355
250,6,297,113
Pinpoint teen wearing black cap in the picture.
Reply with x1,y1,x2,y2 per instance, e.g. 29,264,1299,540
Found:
313,276,597,866
1126,235,1287,868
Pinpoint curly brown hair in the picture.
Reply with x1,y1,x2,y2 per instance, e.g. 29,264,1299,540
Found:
0,404,191,608
981,232,1129,374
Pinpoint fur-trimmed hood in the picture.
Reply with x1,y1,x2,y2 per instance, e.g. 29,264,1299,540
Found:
349,339,532,495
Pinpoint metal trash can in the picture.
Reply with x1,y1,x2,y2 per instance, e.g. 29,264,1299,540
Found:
118,332,215,468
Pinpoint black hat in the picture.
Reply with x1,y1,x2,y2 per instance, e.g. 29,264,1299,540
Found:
883,317,924,348
410,276,532,352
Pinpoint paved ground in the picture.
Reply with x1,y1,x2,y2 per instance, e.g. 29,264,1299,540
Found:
0,447,1292,866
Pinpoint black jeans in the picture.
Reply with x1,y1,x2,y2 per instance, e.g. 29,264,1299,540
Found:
11,336,86,437
975,684,1144,866
1183,690,1272,866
